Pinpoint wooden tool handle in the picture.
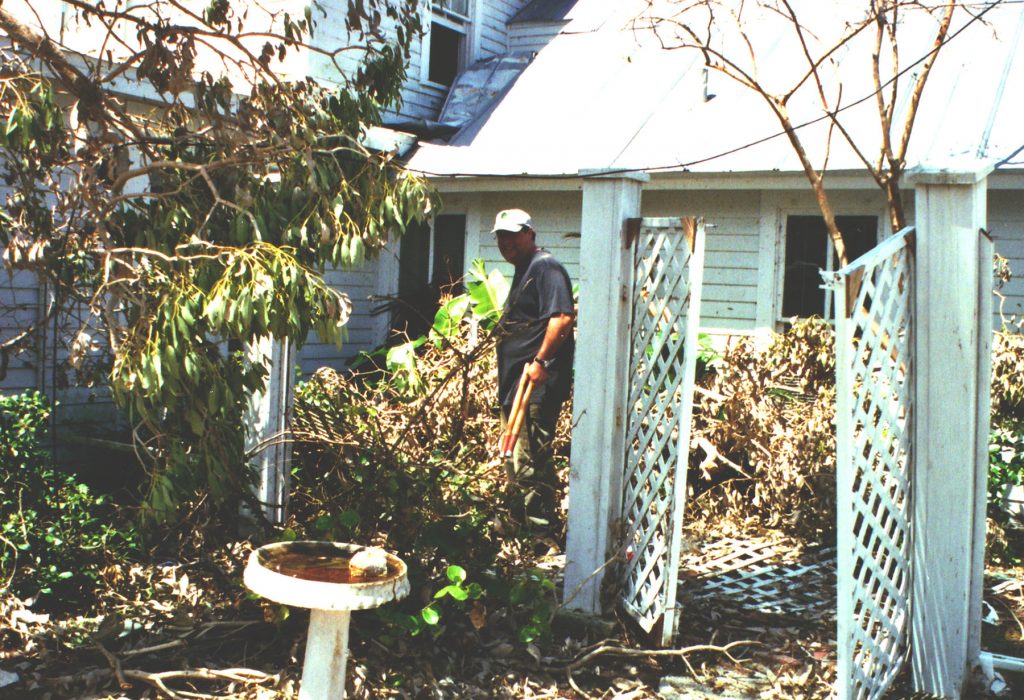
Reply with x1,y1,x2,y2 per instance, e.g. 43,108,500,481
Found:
505,381,534,457
500,364,532,456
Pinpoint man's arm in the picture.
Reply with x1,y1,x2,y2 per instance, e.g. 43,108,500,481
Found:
526,313,574,383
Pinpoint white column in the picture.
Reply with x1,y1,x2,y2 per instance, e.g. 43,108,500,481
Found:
908,164,992,697
245,335,295,524
463,202,482,273
563,170,647,613
373,244,400,346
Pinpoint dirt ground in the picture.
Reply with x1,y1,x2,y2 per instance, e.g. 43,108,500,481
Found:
3,529,1022,700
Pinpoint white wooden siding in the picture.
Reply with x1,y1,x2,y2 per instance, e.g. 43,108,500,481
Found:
509,22,565,55
480,1,530,55
989,190,1024,325
643,190,761,331
473,191,583,284
296,257,396,374
0,269,41,394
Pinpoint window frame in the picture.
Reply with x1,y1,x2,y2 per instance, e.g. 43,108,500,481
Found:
421,1,472,89
775,210,885,324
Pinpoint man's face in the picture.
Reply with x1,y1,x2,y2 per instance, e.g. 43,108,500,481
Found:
496,227,535,266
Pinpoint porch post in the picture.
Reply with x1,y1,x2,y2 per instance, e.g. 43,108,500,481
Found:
245,335,295,524
563,170,647,613
908,163,993,697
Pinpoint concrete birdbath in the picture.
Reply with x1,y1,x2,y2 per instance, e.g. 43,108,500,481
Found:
244,541,409,699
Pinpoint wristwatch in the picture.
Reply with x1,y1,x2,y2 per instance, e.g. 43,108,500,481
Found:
534,356,554,369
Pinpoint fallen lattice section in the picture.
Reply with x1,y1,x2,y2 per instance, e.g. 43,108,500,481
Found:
677,535,837,624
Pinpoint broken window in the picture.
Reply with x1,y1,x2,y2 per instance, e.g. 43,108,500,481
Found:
781,215,878,321
428,22,463,86
426,1,470,87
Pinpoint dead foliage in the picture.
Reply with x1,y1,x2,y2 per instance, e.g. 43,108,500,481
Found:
688,319,837,542
4,320,1022,699
289,325,573,571
992,328,1024,417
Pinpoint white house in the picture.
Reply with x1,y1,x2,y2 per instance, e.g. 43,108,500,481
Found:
395,0,1024,346
272,0,1024,376
4,0,1023,391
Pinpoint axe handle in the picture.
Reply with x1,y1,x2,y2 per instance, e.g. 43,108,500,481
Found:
504,380,534,457
500,365,532,456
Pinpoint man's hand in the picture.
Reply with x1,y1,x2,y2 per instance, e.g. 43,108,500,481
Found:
526,359,549,384
527,313,574,385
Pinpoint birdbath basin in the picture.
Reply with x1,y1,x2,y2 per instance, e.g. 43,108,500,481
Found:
244,541,409,699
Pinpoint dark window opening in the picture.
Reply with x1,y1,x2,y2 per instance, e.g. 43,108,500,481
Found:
432,215,466,291
781,215,877,319
394,215,466,338
428,22,462,86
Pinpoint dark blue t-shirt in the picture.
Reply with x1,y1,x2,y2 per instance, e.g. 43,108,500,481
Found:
496,250,575,407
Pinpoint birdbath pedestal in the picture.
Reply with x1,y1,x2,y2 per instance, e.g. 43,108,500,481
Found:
244,541,409,699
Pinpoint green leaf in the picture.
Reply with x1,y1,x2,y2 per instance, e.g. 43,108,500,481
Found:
434,585,468,602
185,409,204,436
432,295,471,339
338,510,360,529
518,625,540,643
420,605,440,626
446,564,467,585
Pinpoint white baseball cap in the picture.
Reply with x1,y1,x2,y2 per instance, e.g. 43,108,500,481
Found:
491,208,533,234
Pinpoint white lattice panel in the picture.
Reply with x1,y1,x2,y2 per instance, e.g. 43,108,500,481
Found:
834,228,915,700
620,218,704,645
678,537,836,623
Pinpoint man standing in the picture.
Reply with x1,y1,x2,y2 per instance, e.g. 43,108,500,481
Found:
492,209,575,533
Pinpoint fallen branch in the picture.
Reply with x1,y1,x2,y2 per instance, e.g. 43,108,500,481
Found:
94,640,128,690
696,436,751,478
557,638,758,674
553,638,759,698
120,638,187,659
46,665,277,699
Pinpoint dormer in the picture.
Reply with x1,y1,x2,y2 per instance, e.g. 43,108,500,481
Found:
397,1,532,124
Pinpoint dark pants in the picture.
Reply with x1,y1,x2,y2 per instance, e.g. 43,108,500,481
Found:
500,399,563,530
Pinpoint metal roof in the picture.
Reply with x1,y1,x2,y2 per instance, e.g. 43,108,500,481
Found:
408,0,1024,178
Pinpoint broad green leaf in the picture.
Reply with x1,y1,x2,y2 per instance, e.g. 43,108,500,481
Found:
446,564,467,584
420,605,440,626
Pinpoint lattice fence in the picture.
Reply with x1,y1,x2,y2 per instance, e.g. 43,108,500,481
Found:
620,218,704,645
832,227,915,700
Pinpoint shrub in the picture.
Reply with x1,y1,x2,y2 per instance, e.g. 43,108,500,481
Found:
988,330,1024,521
0,391,137,608
686,322,1024,551
689,318,837,539
287,261,568,574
